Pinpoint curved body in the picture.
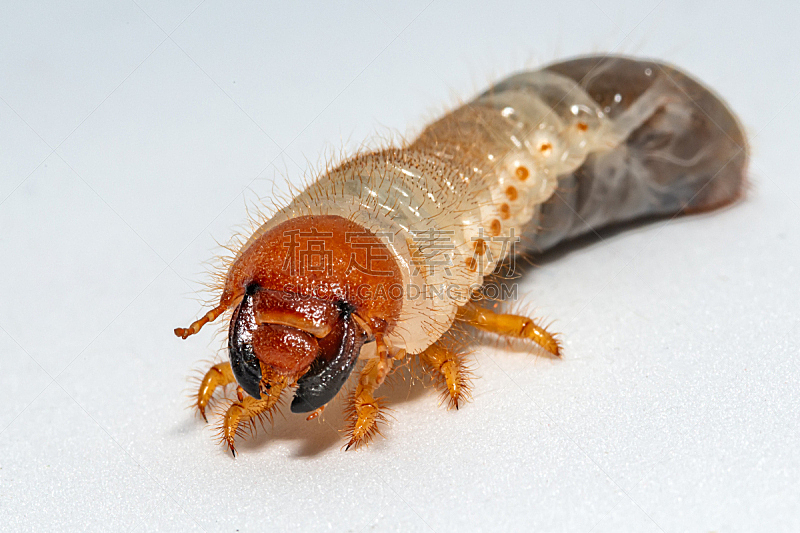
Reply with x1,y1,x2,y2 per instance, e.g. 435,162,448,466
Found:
177,55,747,453
247,55,747,355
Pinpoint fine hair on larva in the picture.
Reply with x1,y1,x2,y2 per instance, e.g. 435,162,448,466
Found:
177,54,748,453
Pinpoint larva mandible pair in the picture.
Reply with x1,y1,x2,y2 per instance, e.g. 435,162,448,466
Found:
176,55,747,455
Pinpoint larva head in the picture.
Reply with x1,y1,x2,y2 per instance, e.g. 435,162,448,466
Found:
220,215,403,412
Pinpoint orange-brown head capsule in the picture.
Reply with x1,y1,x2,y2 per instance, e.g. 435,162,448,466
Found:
182,214,404,412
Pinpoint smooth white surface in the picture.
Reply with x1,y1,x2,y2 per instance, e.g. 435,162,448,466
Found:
1,1,798,532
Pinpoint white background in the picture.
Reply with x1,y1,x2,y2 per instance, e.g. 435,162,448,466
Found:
1,1,798,532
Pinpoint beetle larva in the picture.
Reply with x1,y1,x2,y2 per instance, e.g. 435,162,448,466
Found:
176,55,747,454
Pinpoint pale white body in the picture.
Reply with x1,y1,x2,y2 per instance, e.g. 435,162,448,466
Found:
240,70,629,355
237,57,746,356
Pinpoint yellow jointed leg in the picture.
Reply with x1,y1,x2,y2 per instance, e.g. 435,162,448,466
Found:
218,376,288,456
344,352,393,450
456,301,562,357
419,343,473,410
196,362,236,422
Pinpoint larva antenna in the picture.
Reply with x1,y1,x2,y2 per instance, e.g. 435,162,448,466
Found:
174,302,230,339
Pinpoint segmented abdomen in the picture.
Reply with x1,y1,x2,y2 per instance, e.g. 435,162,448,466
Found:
415,55,748,254
255,55,747,354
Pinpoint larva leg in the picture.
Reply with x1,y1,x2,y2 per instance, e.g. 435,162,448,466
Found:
219,378,287,457
419,343,473,410
456,302,562,357
196,362,236,422
344,353,393,450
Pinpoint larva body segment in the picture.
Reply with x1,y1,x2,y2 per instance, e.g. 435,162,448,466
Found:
177,55,747,453
527,57,748,251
